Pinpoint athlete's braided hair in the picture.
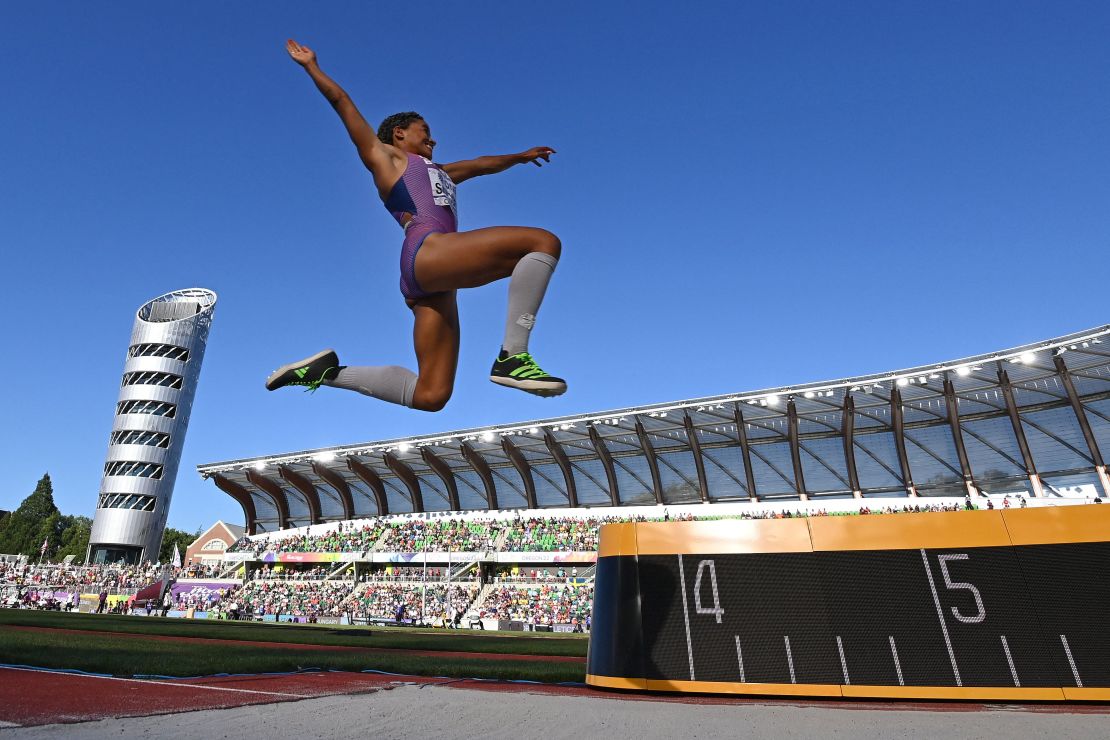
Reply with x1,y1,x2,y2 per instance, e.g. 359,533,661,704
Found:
378,112,424,145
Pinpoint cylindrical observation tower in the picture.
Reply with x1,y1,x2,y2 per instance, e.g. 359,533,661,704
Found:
88,288,217,564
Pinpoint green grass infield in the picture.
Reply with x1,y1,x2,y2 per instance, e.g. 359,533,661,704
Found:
0,610,588,683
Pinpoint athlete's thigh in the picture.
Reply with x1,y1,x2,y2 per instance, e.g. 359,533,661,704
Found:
415,226,552,293
410,291,461,401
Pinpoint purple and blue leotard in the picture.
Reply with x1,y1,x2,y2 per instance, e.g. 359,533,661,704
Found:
382,153,458,301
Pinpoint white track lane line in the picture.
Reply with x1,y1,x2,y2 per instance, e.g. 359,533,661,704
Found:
0,666,304,698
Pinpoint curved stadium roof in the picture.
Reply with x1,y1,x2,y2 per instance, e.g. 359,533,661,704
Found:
199,325,1110,534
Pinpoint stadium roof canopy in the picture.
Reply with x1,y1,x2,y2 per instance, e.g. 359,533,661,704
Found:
199,325,1110,534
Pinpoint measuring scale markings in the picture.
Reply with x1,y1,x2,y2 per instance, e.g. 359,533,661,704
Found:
921,549,962,686
659,549,1097,689
677,554,696,681
734,635,746,683
889,636,905,686
1000,635,1019,687
1061,635,1082,688
836,636,850,685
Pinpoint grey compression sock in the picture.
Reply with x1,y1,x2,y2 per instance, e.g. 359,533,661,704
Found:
324,365,417,408
502,251,558,355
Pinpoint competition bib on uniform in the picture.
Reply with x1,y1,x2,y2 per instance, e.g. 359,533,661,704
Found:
424,159,457,212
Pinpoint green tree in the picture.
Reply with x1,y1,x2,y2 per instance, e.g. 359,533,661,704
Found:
159,526,201,564
0,474,61,557
53,515,93,561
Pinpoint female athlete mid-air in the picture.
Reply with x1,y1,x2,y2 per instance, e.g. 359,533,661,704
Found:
267,39,566,410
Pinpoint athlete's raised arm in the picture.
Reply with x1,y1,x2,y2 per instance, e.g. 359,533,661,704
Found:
442,147,556,185
286,39,402,190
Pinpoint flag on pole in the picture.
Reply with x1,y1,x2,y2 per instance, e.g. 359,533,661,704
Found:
171,545,182,568
40,538,48,556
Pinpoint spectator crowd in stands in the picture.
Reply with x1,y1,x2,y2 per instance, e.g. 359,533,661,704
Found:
479,583,594,628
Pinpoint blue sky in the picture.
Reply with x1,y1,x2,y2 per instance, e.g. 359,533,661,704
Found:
2,1,1107,533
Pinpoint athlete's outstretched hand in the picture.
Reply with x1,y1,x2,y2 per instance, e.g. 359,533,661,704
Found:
286,39,316,66
520,147,556,167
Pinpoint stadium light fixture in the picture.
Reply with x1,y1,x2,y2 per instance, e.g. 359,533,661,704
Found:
766,394,780,406
252,461,267,471
480,431,494,442
1020,351,1036,364
804,391,815,399
398,443,412,453
956,366,972,377
313,451,335,462
896,378,909,387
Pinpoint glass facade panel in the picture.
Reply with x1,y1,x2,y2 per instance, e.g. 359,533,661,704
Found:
490,467,528,508
1020,406,1094,473
416,473,452,512
612,454,656,505
283,487,311,525
249,491,277,525
1068,370,1110,397
1011,378,1067,406
316,486,346,519
346,480,381,517
798,437,850,494
959,416,1026,482
701,445,750,501
747,441,796,497
656,450,701,503
453,469,489,510
977,477,1035,497
570,458,612,506
744,417,789,440
381,477,413,514
853,429,903,492
1082,397,1110,463
530,462,569,507
1041,470,1103,498
903,424,962,489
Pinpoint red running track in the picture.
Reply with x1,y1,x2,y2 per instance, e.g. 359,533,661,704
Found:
5,666,1110,728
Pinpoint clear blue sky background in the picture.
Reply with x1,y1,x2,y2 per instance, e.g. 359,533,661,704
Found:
2,1,1107,533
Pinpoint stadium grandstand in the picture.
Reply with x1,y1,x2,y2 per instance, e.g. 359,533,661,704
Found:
177,325,1110,631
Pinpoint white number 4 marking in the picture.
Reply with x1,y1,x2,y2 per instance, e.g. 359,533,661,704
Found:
694,559,724,624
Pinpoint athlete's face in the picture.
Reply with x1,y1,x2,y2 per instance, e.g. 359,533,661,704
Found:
394,119,436,159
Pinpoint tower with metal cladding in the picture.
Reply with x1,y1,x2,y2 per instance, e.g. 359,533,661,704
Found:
88,289,217,564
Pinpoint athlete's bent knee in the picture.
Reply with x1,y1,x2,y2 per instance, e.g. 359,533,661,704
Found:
411,386,452,412
532,230,561,259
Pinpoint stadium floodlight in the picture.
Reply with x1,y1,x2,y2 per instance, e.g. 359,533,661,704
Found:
1055,347,1068,356
804,391,815,399
956,366,972,377
480,431,494,442
398,443,412,453
313,451,335,462
528,427,539,435
252,461,267,471
896,378,909,387
1020,351,1036,364
765,394,780,406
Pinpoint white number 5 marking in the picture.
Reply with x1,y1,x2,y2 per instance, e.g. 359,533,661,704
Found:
937,554,986,623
